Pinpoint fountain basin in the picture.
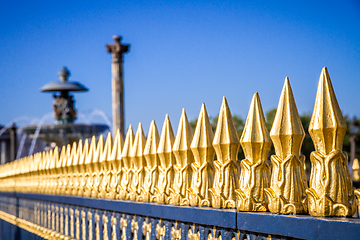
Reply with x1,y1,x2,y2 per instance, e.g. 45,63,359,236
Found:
21,123,109,146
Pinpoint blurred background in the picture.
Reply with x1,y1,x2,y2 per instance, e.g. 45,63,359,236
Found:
0,0,359,168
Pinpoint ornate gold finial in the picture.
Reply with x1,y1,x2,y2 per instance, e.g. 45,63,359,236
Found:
236,92,271,211
79,139,89,196
210,97,240,208
71,139,82,195
108,129,123,199
89,136,104,197
189,103,215,207
83,136,97,197
65,142,77,195
306,67,356,217
170,109,194,205
98,133,113,198
156,114,175,203
352,158,360,182
264,77,307,214
129,123,146,201
142,120,160,202
118,125,134,199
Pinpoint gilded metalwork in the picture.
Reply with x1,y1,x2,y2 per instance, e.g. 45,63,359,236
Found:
171,221,181,240
306,67,356,217
210,97,240,208
120,216,127,240
264,77,307,214
143,219,152,240
188,224,200,240
118,126,134,199
65,207,69,236
88,211,93,240
170,109,194,205
131,217,139,240
156,221,166,240
156,114,175,204
70,208,74,238
236,93,271,212
95,212,100,240
142,121,160,202
82,210,87,240
76,209,80,240
103,213,109,240
352,158,360,182
99,133,113,198
129,124,146,201
208,227,221,240
111,215,117,240
108,129,123,199
189,104,215,207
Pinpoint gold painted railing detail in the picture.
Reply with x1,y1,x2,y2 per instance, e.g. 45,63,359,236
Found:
189,104,215,207
236,92,271,211
306,67,356,217
0,67,358,218
210,97,240,208
264,77,307,214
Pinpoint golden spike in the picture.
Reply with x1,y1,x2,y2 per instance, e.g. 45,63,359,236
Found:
170,109,194,205
306,67,355,217
78,139,89,196
189,103,215,207
210,97,240,208
129,123,147,201
107,129,123,199
72,139,82,196
99,132,113,198
118,125,134,199
142,120,160,202
91,135,104,197
264,77,307,214
65,142,77,195
236,92,271,211
83,136,97,197
156,114,175,203
101,132,113,169
352,158,360,182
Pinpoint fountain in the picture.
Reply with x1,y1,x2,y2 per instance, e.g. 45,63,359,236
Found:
21,67,109,149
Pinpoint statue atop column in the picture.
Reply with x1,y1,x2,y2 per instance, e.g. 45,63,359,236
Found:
106,35,130,138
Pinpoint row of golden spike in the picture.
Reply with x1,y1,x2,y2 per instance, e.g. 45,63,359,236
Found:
0,67,359,217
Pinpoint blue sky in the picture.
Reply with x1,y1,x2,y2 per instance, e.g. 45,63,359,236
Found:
0,0,359,133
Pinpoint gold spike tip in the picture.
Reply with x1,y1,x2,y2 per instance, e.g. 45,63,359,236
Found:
110,129,123,161
122,125,135,169
93,135,104,166
240,92,271,163
144,120,160,168
173,109,194,166
213,97,240,162
70,141,77,167
73,139,83,167
100,132,113,162
309,67,347,155
131,123,146,158
85,136,97,165
190,103,215,165
66,143,76,168
158,114,175,155
270,77,305,160
122,125,135,158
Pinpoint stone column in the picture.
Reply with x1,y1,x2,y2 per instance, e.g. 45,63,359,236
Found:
106,35,130,138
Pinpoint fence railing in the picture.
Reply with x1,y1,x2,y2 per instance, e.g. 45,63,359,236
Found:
0,67,360,240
